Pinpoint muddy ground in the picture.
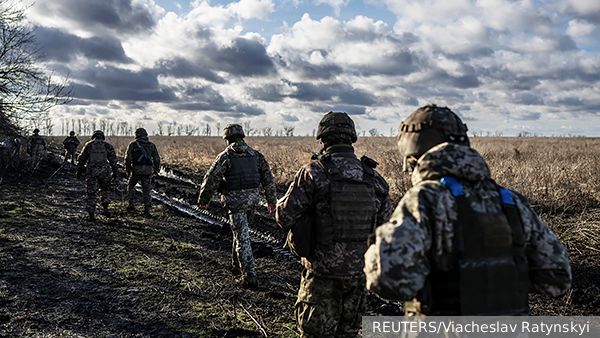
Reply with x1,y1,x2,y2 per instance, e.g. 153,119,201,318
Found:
0,156,598,337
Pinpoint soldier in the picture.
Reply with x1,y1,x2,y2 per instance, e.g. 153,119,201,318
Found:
62,131,80,165
0,137,21,173
276,112,392,338
77,130,118,221
364,104,572,315
198,124,277,288
125,128,160,217
27,128,47,169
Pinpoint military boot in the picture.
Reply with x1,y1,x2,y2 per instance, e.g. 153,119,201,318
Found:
237,275,258,289
102,202,110,216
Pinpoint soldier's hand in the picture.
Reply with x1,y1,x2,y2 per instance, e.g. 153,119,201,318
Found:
301,257,313,270
198,202,210,209
267,203,276,214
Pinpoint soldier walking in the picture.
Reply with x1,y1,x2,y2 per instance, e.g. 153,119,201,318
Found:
276,112,392,338
27,128,47,170
125,128,160,217
62,131,80,165
198,124,277,288
364,104,572,315
77,130,118,221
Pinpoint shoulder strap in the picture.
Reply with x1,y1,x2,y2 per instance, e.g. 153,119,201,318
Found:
440,176,465,197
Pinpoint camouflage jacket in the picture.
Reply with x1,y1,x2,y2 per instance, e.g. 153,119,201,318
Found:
77,139,118,177
124,137,160,176
277,144,393,279
198,140,277,210
364,143,572,301
62,136,80,151
27,134,46,152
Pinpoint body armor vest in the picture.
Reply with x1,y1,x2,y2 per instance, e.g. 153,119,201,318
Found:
314,154,378,246
131,141,154,166
88,140,109,165
31,136,45,146
423,176,529,315
223,153,260,191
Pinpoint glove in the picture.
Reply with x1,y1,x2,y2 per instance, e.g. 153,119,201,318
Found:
267,203,276,214
198,202,210,209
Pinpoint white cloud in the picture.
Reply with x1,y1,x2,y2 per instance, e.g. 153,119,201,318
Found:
314,0,349,15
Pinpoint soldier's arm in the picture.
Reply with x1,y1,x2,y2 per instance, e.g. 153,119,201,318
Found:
63,138,68,146
514,196,572,296
152,144,161,173
77,144,89,168
106,144,118,172
364,186,434,301
198,153,229,205
275,165,315,231
374,173,393,226
256,152,277,204
124,143,133,173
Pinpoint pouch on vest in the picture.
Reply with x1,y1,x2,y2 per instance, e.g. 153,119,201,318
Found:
89,141,108,164
222,154,261,191
424,176,529,315
315,155,377,246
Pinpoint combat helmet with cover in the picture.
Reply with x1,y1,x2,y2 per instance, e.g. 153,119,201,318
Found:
223,124,245,140
70,131,75,136
92,130,105,140
135,128,148,138
398,104,469,172
316,111,358,143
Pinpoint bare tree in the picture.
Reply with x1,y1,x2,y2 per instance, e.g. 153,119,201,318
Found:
262,127,272,137
203,123,211,136
215,122,221,136
368,128,379,137
157,121,164,136
0,1,71,131
283,126,295,137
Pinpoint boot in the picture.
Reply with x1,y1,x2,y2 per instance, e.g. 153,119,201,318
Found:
102,202,110,216
237,275,258,289
88,211,95,222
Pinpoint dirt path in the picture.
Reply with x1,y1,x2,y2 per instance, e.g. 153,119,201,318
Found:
0,167,301,337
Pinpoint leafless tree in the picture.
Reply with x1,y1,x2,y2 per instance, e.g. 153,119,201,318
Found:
369,128,379,137
215,122,221,136
203,123,211,136
0,0,71,131
283,126,294,137
262,127,272,137
157,121,164,136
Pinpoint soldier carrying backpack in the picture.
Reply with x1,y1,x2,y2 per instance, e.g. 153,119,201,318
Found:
125,128,160,217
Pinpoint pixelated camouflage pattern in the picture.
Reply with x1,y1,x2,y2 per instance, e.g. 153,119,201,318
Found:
198,139,277,208
223,124,245,140
27,134,47,168
295,269,366,338
276,144,393,279
63,135,80,164
198,140,275,279
78,139,118,214
364,142,572,302
229,210,257,279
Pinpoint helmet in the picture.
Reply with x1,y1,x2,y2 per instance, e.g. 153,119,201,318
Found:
223,124,245,140
135,128,148,138
316,111,358,143
69,131,75,136
92,130,105,140
33,128,40,134
398,104,469,172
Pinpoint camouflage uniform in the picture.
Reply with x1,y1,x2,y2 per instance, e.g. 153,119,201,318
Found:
364,142,572,313
125,130,160,215
198,139,277,283
77,134,118,218
277,144,392,338
0,137,21,174
27,133,47,169
62,134,80,165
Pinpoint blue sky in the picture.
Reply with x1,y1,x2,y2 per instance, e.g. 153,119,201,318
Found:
26,0,600,136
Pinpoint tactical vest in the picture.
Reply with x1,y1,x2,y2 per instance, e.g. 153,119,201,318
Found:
131,141,154,166
314,154,378,246
31,136,45,146
88,140,108,165
222,153,261,191
423,176,529,315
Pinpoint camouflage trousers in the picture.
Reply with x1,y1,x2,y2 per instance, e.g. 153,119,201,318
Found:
86,173,112,213
64,149,77,165
127,174,152,208
30,149,46,170
228,209,256,279
295,269,367,338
